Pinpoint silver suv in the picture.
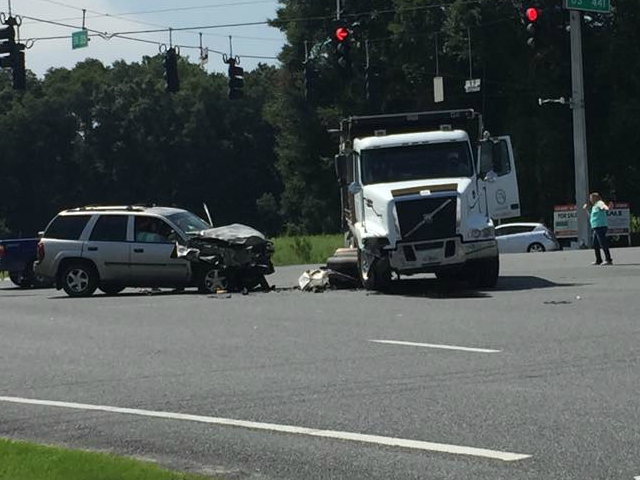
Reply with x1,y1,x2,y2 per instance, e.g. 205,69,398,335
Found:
34,205,212,297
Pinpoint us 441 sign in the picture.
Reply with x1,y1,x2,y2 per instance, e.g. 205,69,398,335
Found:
564,0,611,14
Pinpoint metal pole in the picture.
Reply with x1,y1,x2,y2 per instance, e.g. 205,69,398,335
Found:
570,10,590,248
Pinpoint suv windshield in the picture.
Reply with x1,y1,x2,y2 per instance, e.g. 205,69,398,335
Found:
167,211,211,234
361,141,473,185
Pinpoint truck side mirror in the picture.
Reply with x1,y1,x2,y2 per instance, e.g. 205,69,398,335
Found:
334,154,348,186
348,182,362,195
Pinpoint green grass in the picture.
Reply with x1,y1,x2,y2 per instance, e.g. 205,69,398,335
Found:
271,234,344,266
0,438,217,480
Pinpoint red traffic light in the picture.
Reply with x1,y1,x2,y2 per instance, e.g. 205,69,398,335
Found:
334,27,349,42
525,7,539,22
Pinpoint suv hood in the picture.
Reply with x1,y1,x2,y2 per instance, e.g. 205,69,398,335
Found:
194,223,268,246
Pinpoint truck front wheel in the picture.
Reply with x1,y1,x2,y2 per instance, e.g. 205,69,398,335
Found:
358,250,392,291
9,263,36,288
467,255,499,289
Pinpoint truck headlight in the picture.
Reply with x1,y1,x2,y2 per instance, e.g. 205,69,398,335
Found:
481,226,495,238
468,227,494,239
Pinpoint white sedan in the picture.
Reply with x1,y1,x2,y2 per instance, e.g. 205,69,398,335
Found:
495,222,561,253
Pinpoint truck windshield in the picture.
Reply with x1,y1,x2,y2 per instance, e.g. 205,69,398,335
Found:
360,141,473,185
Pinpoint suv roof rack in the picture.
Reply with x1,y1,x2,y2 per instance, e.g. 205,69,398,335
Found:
66,205,147,212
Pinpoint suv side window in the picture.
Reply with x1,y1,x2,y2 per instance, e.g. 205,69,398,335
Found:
89,215,128,242
134,216,174,244
45,215,92,240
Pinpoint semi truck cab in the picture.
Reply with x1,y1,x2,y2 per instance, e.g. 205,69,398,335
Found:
333,109,520,290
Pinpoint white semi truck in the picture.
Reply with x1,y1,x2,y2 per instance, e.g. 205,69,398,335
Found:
330,109,521,290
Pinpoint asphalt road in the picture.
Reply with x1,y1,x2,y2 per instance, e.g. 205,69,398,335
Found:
1,248,639,480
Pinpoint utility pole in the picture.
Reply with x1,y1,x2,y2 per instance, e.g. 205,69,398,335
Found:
569,10,590,248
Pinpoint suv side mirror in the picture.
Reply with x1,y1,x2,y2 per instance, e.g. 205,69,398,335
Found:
37,231,44,238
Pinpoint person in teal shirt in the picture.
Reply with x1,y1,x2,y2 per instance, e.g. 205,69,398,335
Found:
582,192,613,265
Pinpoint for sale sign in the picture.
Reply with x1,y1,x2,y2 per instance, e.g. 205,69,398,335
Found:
553,205,578,238
554,203,631,238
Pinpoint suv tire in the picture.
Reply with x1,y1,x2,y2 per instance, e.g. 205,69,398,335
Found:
198,267,228,294
99,284,126,296
61,262,99,297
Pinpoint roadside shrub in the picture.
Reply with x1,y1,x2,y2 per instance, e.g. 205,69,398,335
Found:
292,236,313,263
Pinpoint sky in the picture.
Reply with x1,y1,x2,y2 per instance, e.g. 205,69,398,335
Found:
3,0,286,77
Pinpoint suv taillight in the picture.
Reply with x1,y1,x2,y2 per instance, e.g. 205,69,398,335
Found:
37,241,45,262
0,245,5,259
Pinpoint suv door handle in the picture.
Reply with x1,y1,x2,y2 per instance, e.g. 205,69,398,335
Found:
133,248,144,253
87,246,98,252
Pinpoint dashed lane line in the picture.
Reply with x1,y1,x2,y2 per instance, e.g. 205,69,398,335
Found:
369,339,501,353
0,395,529,462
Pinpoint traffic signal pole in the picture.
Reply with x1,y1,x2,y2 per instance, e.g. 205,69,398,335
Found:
569,10,590,248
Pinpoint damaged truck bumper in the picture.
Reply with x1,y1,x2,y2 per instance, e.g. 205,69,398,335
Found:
387,237,498,275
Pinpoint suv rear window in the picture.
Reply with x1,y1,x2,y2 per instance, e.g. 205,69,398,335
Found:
45,215,91,240
90,215,128,242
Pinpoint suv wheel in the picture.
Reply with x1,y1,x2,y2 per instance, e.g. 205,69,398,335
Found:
61,262,98,297
99,284,126,296
198,268,228,294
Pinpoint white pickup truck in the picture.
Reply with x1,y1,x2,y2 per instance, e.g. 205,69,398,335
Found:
331,109,520,290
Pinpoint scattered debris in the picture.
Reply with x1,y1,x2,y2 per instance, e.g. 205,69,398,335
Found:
298,269,330,292
298,268,360,292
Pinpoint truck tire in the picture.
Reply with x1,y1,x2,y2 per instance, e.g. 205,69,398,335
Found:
9,271,27,288
60,261,99,297
9,263,36,288
358,250,392,291
467,255,499,289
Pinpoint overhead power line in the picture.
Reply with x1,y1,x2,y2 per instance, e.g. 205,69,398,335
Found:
14,0,498,66
20,0,283,43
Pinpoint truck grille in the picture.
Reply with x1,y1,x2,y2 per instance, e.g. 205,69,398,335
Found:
395,195,457,242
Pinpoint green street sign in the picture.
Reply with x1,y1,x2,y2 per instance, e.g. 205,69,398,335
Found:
564,0,611,13
72,30,89,49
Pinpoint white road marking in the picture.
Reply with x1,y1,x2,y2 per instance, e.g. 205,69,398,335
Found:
0,395,529,462
369,339,501,353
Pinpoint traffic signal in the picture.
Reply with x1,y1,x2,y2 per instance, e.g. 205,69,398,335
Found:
12,50,26,90
364,65,382,103
163,47,179,93
228,58,244,100
303,62,317,103
0,18,26,90
524,6,541,49
333,25,351,72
